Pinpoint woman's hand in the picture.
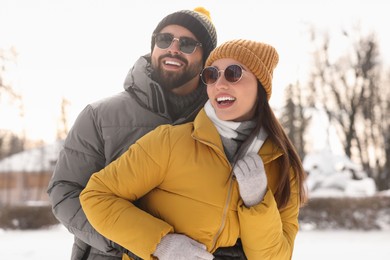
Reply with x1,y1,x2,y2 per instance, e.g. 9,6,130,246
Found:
234,153,268,207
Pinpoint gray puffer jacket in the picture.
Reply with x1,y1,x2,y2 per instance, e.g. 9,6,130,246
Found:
47,54,207,260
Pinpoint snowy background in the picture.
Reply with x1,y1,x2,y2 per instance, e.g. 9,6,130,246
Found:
1,225,389,260
1,1,390,259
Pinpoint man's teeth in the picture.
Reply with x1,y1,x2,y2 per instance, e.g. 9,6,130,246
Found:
165,60,181,66
217,97,236,102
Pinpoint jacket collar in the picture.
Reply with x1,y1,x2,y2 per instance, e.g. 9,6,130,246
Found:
123,54,170,117
193,108,284,164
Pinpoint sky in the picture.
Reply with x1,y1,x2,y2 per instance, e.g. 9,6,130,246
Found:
1,225,389,260
1,0,389,143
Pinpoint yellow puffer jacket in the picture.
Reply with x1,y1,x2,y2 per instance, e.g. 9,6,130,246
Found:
80,108,300,260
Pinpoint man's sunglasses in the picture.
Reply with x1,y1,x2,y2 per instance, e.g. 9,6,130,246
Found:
200,64,245,85
154,33,202,54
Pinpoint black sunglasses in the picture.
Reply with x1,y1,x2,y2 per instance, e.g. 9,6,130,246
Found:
200,64,245,85
154,33,202,54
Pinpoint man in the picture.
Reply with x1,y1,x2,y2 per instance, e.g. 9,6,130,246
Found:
47,7,217,260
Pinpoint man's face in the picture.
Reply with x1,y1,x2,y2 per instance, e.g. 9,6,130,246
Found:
151,24,203,91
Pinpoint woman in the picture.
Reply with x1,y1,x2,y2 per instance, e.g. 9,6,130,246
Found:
80,39,307,260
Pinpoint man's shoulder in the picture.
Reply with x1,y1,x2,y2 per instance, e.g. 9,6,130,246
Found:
75,91,137,125
89,91,131,109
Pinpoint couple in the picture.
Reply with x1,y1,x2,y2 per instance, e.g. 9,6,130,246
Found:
49,7,306,260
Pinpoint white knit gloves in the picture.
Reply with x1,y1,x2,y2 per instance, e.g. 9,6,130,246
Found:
153,233,214,260
234,153,268,207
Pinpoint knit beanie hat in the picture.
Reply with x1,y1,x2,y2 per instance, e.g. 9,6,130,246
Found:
205,39,279,100
151,7,217,63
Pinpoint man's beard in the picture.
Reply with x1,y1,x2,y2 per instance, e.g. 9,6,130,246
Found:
151,54,203,91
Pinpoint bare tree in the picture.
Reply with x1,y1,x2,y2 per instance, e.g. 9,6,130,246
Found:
0,130,24,159
307,27,389,189
0,47,20,100
56,97,70,141
376,70,390,190
280,82,311,160
0,47,25,156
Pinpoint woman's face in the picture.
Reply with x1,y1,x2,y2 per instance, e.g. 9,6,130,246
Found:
206,58,258,121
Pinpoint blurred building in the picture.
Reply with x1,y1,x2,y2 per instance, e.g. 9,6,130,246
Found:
0,141,63,206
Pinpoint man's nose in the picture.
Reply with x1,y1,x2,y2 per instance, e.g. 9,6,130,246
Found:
167,38,181,53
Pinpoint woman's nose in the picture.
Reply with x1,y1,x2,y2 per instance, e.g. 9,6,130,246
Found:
214,73,229,89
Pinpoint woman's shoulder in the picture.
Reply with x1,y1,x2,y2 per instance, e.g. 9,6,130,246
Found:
259,138,284,164
153,122,194,138
141,122,194,140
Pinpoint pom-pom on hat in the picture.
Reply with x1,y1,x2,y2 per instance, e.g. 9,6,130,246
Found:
205,39,279,100
151,7,217,63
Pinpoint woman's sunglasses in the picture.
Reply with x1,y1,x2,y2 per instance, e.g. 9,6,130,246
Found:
154,33,202,54
200,64,245,85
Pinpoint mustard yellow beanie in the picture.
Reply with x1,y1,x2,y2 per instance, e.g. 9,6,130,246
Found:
205,39,279,100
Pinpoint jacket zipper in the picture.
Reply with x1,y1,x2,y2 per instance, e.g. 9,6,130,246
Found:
210,172,234,251
194,137,235,251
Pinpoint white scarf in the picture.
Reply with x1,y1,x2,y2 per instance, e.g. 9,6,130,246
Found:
204,100,268,157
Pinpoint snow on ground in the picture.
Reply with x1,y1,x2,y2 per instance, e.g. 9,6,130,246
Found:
293,230,390,260
1,225,389,259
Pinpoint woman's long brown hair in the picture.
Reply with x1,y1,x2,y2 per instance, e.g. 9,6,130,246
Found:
235,81,307,209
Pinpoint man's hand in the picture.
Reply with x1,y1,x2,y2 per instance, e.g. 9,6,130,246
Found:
153,233,214,260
